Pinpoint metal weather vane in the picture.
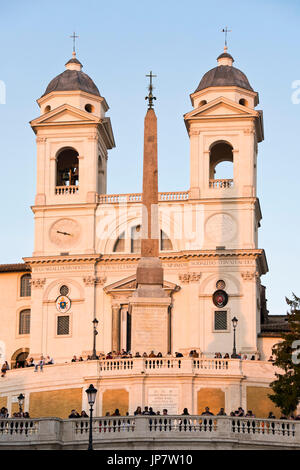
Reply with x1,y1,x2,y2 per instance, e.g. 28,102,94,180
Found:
221,27,232,48
145,71,157,109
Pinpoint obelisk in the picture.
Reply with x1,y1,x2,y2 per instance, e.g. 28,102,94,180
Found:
129,72,171,355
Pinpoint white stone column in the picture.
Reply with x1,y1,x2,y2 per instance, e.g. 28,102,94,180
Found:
120,304,128,351
189,130,200,199
29,277,46,359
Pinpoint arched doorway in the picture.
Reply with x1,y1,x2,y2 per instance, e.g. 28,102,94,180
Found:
11,348,29,369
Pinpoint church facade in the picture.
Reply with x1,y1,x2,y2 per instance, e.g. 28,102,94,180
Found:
0,48,288,419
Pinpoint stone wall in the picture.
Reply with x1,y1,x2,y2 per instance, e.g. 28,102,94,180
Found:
29,388,83,418
197,388,225,415
102,389,129,416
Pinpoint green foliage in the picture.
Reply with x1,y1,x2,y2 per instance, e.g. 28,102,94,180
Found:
269,294,300,416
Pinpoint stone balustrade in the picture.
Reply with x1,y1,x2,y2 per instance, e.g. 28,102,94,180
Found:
209,179,233,189
97,357,242,376
3,358,269,383
97,191,189,204
55,185,79,195
3,358,246,381
0,416,298,449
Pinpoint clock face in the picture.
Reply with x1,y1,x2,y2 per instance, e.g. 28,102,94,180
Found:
205,213,237,243
50,218,81,248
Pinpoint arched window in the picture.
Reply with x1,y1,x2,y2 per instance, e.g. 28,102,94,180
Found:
85,103,94,113
113,232,125,253
19,309,30,335
239,98,248,107
199,100,207,107
209,141,234,187
160,230,173,251
112,227,173,253
131,225,141,253
20,274,31,297
98,155,105,194
56,148,79,187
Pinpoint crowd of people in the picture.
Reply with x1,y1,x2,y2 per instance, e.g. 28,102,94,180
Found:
1,403,300,421
0,407,31,419
66,405,300,421
2,349,272,377
1,356,54,377
70,349,265,361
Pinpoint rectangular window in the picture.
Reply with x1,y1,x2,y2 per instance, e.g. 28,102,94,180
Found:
20,274,31,297
19,310,30,335
57,315,70,335
214,311,227,331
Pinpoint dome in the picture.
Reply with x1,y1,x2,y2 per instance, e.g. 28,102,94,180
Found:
194,50,253,93
42,54,100,97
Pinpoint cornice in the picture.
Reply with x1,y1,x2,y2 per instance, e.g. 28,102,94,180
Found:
98,249,268,274
22,249,268,275
31,202,98,213
37,90,107,107
23,254,101,266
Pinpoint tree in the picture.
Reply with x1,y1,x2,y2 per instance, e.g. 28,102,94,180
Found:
269,294,300,416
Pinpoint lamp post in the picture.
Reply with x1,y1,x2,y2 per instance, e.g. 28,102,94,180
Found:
91,318,99,360
231,317,239,358
85,384,97,451
17,393,25,414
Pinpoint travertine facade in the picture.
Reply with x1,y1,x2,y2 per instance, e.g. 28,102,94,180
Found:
0,48,287,419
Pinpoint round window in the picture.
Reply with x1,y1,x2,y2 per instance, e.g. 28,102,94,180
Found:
216,280,226,290
60,285,69,296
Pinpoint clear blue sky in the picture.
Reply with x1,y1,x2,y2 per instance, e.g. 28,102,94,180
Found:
0,0,299,316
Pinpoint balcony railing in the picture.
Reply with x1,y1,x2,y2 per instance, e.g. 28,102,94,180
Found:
0,419,39,437
0,417,298,449
97,191,189,204
97,357,242,376
55,185,79,195
209,179,233,189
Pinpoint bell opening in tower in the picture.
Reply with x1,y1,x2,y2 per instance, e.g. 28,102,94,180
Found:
56,148,79,188
209,141,234,189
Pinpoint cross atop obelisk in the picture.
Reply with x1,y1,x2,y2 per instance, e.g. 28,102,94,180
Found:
135,72,166,297
145,71,157,109
129,73,170,356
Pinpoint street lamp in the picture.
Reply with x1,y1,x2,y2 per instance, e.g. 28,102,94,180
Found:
85,384,97,451
17,393,25,414
91,318,99,360
231,317,239,359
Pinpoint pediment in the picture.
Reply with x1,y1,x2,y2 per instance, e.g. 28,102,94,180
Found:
30,104,99,126
184,97,258,120
104,274,180,294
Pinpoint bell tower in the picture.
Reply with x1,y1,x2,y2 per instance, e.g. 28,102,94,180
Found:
25,52,115,361
30,52,115,257
184,47,264,251
183,48,267,357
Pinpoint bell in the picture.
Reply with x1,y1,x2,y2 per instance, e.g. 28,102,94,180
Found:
62,171,69,181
